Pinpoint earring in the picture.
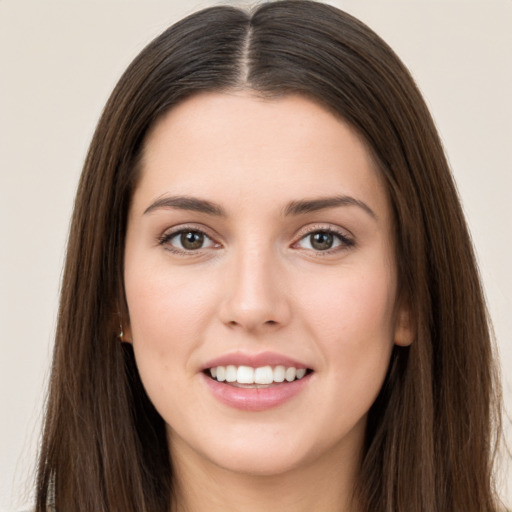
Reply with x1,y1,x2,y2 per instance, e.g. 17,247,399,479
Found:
119,324,125,341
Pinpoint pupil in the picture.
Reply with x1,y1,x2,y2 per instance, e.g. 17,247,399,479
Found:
311,232,333,250
181,231,204,250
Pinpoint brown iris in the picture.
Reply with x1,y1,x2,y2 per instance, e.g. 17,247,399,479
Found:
181,231,204,250
310,232,334,250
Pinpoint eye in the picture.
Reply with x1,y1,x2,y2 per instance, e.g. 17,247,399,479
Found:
159,228,217,253
295,229,354,252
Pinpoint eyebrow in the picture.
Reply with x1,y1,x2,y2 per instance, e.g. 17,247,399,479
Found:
144,196,226,216
283,196,377,220
143,194,377,220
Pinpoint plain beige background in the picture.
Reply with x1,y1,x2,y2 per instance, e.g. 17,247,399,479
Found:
1,1,511,510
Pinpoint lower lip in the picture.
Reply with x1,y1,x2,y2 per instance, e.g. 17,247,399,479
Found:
202,372,312,411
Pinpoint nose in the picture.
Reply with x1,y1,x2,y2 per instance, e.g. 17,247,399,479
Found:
218,244,291,333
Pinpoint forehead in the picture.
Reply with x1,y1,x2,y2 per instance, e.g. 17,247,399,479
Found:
134,92,390,220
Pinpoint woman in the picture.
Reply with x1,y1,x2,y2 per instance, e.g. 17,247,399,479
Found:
35,1,503,511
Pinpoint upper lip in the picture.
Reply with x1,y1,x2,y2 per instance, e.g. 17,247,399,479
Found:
201,351,311,371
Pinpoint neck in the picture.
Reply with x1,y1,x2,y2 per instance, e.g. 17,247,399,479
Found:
169,435,363,512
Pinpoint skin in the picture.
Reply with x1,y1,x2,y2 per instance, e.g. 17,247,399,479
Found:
123,92,412,512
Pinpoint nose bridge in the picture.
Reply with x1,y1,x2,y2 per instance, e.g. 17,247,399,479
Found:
220,237,290,331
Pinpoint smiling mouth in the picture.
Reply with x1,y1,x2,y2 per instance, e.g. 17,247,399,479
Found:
205,365,313,387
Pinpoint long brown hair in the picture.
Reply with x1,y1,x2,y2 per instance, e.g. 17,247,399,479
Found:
35,1,502,510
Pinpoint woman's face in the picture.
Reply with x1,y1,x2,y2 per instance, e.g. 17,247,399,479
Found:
124,92,411,478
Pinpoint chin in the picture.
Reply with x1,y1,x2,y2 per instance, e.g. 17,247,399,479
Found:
168,420,319,476
206,446,310,478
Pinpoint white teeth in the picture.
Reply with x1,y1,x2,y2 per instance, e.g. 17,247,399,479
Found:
274,365,285,382
225,365,237,382
285,367,296,382
237,365,254,384
216,366,226,382
254,366,273,384
208,365,309,384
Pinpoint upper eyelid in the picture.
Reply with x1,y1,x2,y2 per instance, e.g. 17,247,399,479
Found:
160,223,217,239
294,223,353,240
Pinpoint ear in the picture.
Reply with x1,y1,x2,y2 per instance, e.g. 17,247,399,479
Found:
120,322,133,344
393,300,414,347
118,300,133,343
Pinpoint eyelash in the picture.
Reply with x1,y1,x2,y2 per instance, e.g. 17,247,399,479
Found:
157,225,355,256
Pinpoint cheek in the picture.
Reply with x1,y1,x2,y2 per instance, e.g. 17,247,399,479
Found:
296,262,396,396
299,263,397,343
123,262,221,415
124,256,220,367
